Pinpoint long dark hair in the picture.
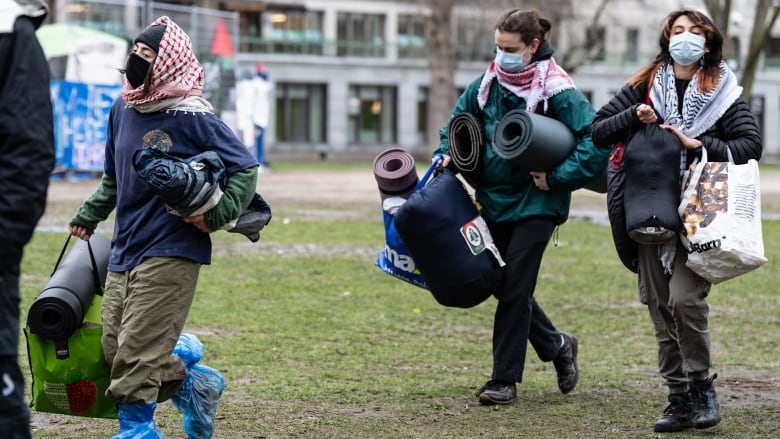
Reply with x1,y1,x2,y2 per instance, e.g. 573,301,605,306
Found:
628,9,724,92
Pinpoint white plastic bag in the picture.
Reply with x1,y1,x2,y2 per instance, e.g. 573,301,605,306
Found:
678,148,767,284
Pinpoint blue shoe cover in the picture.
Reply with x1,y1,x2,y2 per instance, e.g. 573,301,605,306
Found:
172,364,226,439
173,333,204,367
111,402,165,439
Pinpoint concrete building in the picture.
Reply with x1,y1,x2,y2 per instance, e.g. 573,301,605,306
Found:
51,0,780,161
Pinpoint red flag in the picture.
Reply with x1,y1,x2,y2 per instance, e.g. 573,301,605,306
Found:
210,17,235,58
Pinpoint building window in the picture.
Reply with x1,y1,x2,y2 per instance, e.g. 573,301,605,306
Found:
587,26,606,62
398,14,426,58
275,83,327,143
347,85,397,144
417,87,428,145
764,37,780,67
337,13,385,57
454,14,493,62
624,28,639,63
268,10,323,54
239,9,323,54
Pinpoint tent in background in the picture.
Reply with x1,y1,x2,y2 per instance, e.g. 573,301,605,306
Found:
36,23,128,85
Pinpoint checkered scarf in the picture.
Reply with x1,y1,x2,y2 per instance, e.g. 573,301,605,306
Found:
122,16,205,108
650,61,742,139
477,56,575,112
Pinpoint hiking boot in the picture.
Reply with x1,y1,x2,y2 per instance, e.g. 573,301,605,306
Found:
654,392,694,432
689,374,721,429
553,333,579,394
477,380,516,405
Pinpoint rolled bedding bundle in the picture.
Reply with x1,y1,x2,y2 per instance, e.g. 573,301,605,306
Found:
132,148,228,217
394,168,505,308
373,147,419,207
623,124,682,244
491,109,576,171
27,234,111,340
447,112,484,184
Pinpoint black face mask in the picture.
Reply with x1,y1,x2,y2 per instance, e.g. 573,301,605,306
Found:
125,53,151,89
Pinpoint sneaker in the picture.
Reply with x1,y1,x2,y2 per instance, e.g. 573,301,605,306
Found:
689,374,721,429
477,380,516,405
654,392,694,432
553,333,579,394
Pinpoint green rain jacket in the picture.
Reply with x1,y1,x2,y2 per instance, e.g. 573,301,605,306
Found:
434,73,611,225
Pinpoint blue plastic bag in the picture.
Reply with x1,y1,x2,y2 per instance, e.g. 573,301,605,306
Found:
375,157,442,289
172,333,226,439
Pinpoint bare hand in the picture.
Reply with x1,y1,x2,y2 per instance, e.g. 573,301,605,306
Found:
68,225,91,241
636,104,658,124
436,155,451,169
530,171,550,191
659,124,703,150
183,214,213,233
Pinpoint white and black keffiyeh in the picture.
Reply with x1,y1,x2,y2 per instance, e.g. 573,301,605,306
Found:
649,61,742,139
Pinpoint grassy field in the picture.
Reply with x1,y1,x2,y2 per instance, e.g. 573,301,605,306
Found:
16,166,780,438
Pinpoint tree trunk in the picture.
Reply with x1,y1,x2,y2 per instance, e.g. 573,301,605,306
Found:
425,0,457,154
741,0,779,104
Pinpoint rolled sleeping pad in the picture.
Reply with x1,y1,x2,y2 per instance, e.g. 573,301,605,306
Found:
447,112,484,182
491,109,576,171
372,147,419,201
27,234,111,340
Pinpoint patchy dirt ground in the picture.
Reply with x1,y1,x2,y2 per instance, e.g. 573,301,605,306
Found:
29,166,780,437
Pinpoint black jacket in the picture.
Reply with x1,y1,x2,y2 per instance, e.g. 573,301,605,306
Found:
0,7,55,275
592,82,762,164
591,80,762,272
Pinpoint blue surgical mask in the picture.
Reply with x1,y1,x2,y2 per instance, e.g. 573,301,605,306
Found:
668,32,705,66
495,47,529,72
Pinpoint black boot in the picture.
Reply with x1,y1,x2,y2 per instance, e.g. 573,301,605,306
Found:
654,392,693,432
553,333,579,394
689,374,721,429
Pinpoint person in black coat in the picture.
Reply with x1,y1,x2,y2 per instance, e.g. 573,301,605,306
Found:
591,9,761,434
0,1,54,437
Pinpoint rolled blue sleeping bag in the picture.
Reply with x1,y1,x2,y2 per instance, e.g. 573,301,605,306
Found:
394,169,502,308
27,234,110,339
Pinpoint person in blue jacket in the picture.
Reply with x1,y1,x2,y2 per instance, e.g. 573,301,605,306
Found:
0,1,54,437
68,16,258,438
434,8,610,405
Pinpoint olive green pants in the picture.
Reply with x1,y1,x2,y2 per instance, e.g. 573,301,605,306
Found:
638,241,712,394
102,257,200,403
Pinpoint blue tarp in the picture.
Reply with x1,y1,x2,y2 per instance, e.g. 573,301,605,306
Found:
51,80,122,174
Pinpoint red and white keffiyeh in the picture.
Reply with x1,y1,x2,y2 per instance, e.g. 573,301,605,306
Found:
122,16,205,107
477,57,575,112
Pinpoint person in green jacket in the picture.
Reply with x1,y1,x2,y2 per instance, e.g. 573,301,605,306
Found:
433,8,610,405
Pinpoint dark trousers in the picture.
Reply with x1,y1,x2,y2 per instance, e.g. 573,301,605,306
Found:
0,272,32,439
487,218,562,383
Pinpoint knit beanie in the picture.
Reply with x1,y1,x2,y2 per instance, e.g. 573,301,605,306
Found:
133,24,167,52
